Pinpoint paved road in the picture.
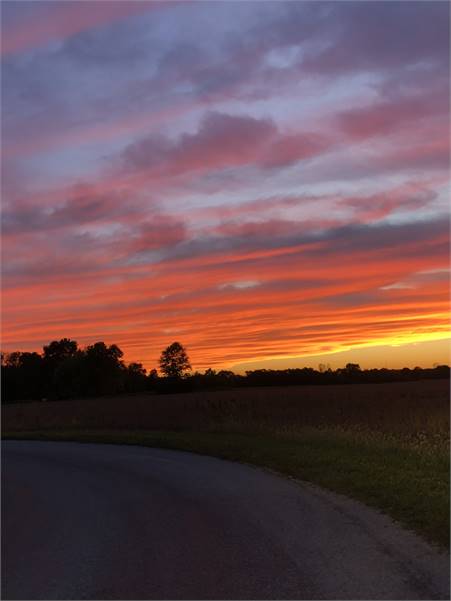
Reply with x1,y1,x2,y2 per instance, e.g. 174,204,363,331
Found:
2,441,449,600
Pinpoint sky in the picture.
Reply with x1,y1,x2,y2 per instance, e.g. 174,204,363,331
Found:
1,1,450,373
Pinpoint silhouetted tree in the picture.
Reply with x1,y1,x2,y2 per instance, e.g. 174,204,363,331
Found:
42,338,79,398
52,351,86,399
216,370,238,387
82,342,125,396
1,336,450,403
43,338,78,365
1,351,45,401
345,363,361,373
147,368,159,390
159,342,191,379
124,362,147,393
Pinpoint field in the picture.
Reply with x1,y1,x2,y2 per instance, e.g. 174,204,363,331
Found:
3,379,449,547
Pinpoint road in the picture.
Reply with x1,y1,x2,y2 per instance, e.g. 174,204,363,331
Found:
2,440,449,600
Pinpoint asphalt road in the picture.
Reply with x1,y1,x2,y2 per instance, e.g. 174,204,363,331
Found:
2,441,449,600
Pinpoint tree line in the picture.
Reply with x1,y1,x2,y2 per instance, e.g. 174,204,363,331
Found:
1,338,449,403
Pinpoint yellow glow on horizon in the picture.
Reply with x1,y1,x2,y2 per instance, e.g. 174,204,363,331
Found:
226,329,450,369
230,335,450,373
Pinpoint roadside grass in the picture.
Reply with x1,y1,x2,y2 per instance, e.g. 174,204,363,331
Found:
4,427,449,549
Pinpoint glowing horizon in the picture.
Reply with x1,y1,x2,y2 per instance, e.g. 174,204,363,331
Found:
2,1,449,373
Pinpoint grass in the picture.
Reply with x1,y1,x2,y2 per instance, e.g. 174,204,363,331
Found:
4,425,449,549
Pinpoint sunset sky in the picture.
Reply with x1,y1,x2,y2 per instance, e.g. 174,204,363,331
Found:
2,1,450,372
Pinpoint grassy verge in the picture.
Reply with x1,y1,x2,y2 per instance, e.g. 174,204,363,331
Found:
3,428,449,549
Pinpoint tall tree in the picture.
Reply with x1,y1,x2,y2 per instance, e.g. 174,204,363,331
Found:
43,338,78,364
42,338,79,398
1,351,45,401
84,342,125,395
159,342,191,379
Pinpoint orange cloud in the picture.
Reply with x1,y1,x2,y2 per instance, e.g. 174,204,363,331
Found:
2,214,448,371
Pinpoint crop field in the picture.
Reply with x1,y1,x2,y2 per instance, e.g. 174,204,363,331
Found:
2,379,449,440
3,379,449,547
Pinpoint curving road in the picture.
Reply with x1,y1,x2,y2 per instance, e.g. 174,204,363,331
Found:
2,440,449,600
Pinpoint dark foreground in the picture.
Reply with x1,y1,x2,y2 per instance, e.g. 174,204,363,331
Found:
2,441,449,600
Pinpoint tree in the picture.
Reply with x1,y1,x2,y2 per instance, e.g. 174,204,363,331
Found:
1,351,45,401
52,351,86,399
148,368,159,382
42,338,79,396
85,342,123,364
159,342,191,379
147,368,159,390
43,338,78,365
83,342,125,395
124,362,147,393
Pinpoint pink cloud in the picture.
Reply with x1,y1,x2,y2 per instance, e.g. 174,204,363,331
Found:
339,179,441,222
262,133,329,167
336,88,448,141
120,217,187,255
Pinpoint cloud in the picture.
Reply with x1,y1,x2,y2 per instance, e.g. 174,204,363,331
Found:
123,111,277,175
218,280,261,290
2,188,139,237
305,218,449,258
120,217,187,258
1,1,168,56
121,110,332,181
262,133,328,168
2,2,449,369
5,1,447,170
149,215,449,284
300,2,449,76
3,213,448,369
380,268,450,291
2,212,187,287
336,85,448,141
60,15,153,66
338,181,438,222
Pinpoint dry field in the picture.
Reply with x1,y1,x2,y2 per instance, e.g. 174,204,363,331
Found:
3,379,449,447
